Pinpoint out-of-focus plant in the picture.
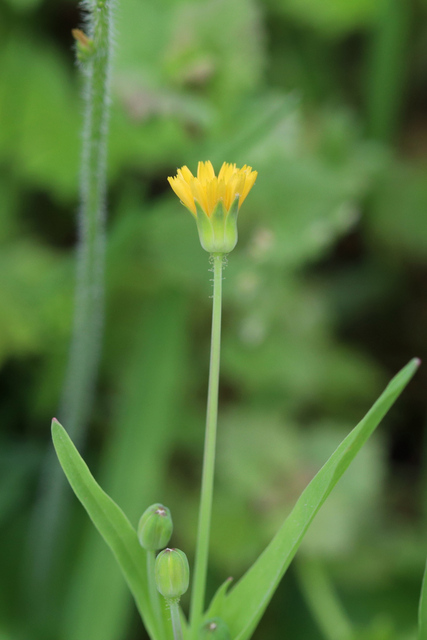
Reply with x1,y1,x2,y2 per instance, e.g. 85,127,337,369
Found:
27,0,116,620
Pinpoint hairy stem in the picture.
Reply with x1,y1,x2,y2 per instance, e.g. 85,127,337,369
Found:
190,253,224,637
169,599,184,640
29,0,115,593
63,0,113,447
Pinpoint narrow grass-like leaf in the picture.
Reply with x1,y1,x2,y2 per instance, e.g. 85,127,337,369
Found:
216,358,420,640
51,419,158,640
418,559,427,640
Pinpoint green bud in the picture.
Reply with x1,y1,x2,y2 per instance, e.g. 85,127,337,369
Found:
200,618,231,639
155,548,189,600
138,503,173,551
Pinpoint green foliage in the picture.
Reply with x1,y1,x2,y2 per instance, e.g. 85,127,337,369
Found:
0,32,80,201
211,360,419,640
370,161,427,259
52,361,417,640
266,0,382,35
51,418,169,640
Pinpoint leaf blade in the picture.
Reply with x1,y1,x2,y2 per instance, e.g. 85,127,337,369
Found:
219,358,420,640
51,418,158,640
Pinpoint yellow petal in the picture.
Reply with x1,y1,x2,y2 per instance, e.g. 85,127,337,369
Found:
168,176,196,215
169,161,257,219
218,162,236,183
191,178,209,216
197,161,215,183
178,165,194,185
239,170,257,206
206,178,219,216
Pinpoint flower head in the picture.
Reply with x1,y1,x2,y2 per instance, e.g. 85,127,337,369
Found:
168,161,257,253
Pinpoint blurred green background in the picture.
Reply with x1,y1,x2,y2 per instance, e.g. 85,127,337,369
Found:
1,0,427,638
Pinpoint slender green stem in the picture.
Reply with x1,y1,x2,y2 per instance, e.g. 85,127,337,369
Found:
169,599,184,640
28,0,115,594
190,253,224,637
147,550,166,640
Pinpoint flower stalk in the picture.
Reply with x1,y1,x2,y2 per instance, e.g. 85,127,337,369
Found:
190,252,224,636
147,549,165,640
170,600,184,640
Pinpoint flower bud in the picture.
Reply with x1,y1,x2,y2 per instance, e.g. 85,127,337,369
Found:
200,618,231,639
155,548,189,600
137,503,173,551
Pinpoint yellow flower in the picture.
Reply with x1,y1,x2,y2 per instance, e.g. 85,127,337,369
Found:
168,161,257,217
168,161,257,253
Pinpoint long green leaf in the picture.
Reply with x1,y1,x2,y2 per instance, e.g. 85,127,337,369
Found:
216,358,420,640
51,419,158,640
418,559,427,639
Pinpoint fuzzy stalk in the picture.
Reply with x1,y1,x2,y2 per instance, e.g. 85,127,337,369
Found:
169,599,184,640
190,253,224,637
29,0,115,593
63,0,114,451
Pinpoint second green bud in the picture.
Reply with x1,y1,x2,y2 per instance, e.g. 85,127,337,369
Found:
138,503,173,551
155,548,189,600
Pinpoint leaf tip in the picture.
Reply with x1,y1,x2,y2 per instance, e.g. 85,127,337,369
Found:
407,357,422,377
51,417,64,439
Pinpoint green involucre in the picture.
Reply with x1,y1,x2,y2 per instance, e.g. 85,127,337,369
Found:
195,198,239,254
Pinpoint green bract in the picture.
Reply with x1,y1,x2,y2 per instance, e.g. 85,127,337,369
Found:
138,503,173,551
155,548,190,601
195,198,239,254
